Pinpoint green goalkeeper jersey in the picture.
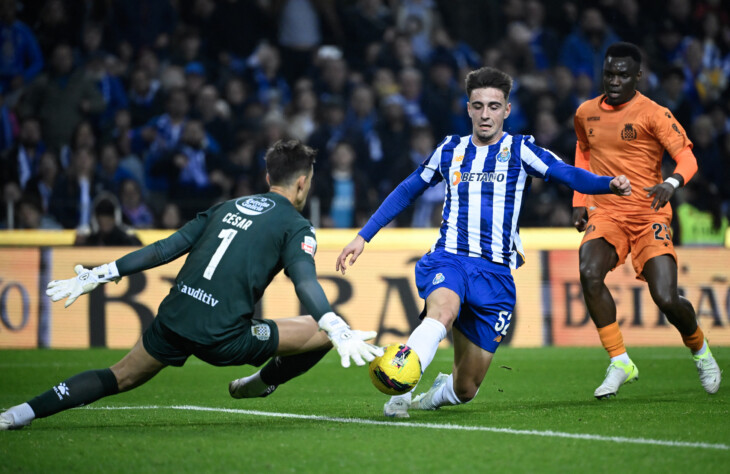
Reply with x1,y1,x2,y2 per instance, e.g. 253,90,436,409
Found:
151,192,318,344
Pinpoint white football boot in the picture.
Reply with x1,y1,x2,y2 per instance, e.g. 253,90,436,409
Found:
594,359,639,399
0,410,29,430
693,343,721,394
383,396,410,418
228,376,277,399
411,373,449,410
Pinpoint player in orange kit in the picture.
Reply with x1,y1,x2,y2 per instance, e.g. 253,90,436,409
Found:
572,42,721,399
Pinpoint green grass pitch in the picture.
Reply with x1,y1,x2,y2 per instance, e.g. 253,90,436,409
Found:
1,346,728,473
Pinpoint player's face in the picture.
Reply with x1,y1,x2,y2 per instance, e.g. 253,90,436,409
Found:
602,56,641,105
467,87,511,146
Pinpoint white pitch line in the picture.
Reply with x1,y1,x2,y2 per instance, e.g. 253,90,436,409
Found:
86,405,729,451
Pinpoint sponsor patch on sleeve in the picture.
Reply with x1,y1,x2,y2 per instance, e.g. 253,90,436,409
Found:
301,235,317,256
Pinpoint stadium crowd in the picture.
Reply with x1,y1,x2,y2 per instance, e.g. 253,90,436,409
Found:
0,0,728,244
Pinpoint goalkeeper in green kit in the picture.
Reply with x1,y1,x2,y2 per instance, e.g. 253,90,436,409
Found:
1,140,382,430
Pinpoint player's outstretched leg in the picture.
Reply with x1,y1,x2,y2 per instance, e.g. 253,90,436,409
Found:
1,337,164,430
229,348,330,399
230,316,332,399
382,317,448,418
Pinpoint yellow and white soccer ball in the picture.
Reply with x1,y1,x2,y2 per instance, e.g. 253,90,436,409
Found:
368,344,422,395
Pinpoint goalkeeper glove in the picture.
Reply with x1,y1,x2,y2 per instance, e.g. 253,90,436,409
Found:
318,312,384,368
46,263,121,308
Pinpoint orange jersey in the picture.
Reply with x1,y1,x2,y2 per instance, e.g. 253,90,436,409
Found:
573,91,693,217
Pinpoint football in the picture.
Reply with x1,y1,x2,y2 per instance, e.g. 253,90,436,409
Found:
368,344,422,395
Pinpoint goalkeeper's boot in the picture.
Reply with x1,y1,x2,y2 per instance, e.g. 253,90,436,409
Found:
0,410,30,431
411,373,449,410
694,343,721,394
594,359,639,399
383,396,410,418
229,376,277,399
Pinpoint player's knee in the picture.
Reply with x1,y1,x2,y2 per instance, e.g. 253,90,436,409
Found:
579,265,604,293
428,309,456,330
651,289,679,312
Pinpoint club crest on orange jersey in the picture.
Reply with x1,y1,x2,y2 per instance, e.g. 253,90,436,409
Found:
621,123,637,141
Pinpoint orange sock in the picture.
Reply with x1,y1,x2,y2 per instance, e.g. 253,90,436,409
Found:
597,322,626,358
681,327,705,352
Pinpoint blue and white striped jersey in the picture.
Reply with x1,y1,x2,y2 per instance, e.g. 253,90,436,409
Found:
419,132,564,269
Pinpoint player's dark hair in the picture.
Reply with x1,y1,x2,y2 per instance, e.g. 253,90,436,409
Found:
465,67,513,101
605,42,642,65
265,139,317,185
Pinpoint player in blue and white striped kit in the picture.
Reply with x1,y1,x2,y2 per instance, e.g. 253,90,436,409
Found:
336,67,632,418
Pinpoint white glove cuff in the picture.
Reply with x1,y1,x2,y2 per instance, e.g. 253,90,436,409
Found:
318,312,342,332
664,177,680,189
94,262,120,282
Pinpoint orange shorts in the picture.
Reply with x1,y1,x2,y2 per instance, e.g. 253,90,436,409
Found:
580,211,676,280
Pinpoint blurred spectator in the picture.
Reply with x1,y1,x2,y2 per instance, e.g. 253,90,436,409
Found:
654,65,694,127
316,141,375,228
407,125,443,228
398,67,428,126
19,43,105,150
375,94,412,195
109,0,176,59
32,0,76,57
74,192,142,246
559,8,620,88
49,146,102,229
23,149,60,215
0,0,43,97
396,0,441,61
85,53,128,133
183,61,207,104
158,201,182,229
0,93,19,152
205,0,271,74
194,84,232,152
0,116,44,200
342,0,394,71
343,84,381,170
523,0,560,70
127,67,165,128
14,192,61,229
119,178,154,229
275,0,342,84
314,53,352,104
97,142,136,194
690,115,724,196
150,119,224,219
59,120,97,170
422,54,461,140
246,43,291,110
287,79,318,142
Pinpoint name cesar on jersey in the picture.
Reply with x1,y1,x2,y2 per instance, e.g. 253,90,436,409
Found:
221,212,253,230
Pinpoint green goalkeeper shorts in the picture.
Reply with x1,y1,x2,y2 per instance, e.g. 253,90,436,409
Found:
142,316,279,367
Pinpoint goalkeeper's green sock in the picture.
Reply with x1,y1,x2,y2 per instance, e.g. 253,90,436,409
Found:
260,348,331,386
27,369,119,419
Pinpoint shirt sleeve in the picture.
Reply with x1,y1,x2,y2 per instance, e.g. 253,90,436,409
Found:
281,223,318,270
286,260,333,321
115,206,212,276
519,136,612,194
650,106,693,159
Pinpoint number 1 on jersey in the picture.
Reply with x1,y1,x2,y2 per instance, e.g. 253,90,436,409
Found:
204,229,238,280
